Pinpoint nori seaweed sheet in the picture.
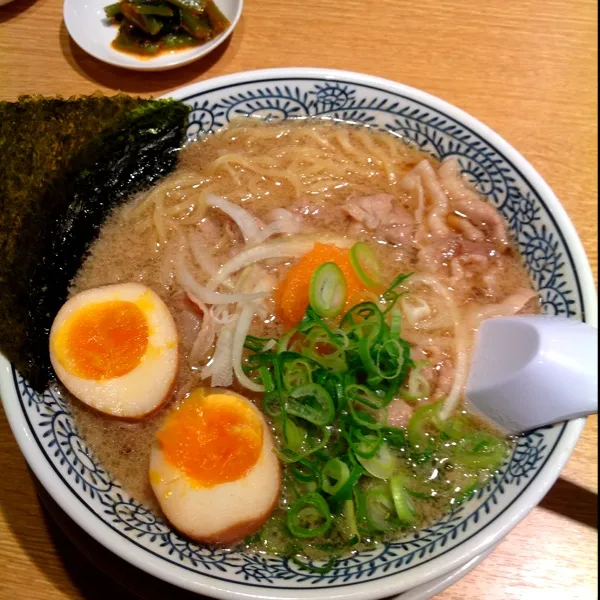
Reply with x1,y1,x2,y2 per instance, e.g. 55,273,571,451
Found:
0,94,190,391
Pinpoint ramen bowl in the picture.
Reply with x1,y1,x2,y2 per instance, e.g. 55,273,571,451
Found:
1,68,596,599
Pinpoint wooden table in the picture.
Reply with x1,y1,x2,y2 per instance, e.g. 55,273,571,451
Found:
0,0,597,598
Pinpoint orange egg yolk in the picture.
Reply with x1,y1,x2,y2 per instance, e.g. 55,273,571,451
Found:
157,391,263,488
275,242,370,326
54,300,148,380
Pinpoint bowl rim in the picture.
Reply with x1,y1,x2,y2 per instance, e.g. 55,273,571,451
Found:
1,67,597,600
62,0,244,72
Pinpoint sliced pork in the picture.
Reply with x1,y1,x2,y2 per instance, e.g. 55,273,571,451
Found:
342,193,415,245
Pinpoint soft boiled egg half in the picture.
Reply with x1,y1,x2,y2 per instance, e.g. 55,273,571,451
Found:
49,283,178,419
150,388,280,544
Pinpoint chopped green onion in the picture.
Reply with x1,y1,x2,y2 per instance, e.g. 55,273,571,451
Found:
277,427,332,464
302,326,348,372
390,474,416,524
439,413,471,441
277,327,297,353
401,362,431,401
262,391,282,418
314,369,345,411
330,462,363,504
287,493,333,538
375,339,405,380
353,487,373,535
349,241,382,288
407,402,441,452
346,384,387,430
388,307,402,336
309,262,347,318
258,366,275,393
364,486,395,532
258,516,290,554
287,383,335,427
291,479,319,495
244,334,275,353
358,337,383,386
383,426,406,448
282,418,307,453
453,477,480,504
291,460,320,484
340,302,384,343
348,427,383,458
345,384,387,409
238,263,510,564
348,401,386,430
356,442,397,479
381,272,413,300
405,486,434,500
282,358,313,391
322,458,351,496
340,498,360,543
455,432,508,470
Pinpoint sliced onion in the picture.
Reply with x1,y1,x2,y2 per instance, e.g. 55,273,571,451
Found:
266,208,298,221
230,272,278,391
231,273,278,391
262,339,277,352
252,209,302,244
186,292,207,313
175,254,269,305
187,231,220,277
401,295,432,325
207,235,353,290
234,264,258,294
206,194,264,244
210,305,236,325
404,364,431,400
187,294,217,364
232,303,265,392
189,316,216,364
200,323,235,387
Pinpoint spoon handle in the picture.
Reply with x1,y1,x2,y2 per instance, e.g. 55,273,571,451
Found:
466,316,598,435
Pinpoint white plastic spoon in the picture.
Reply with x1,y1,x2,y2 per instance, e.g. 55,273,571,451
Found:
465,315,598,435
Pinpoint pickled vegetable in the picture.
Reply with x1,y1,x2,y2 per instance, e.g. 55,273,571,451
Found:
104,0,231,57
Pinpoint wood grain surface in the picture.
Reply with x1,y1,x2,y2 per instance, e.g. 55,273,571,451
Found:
0,0,597,598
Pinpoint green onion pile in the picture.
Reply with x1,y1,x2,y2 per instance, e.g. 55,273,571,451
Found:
243,245,511,567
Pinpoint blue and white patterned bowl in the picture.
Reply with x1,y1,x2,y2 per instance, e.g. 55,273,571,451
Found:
1,69,596,599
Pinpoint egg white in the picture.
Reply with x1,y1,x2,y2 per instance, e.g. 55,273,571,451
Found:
49,283,178,419
149,392,281,544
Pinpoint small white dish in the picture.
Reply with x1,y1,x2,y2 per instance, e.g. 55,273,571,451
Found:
63,0,242,71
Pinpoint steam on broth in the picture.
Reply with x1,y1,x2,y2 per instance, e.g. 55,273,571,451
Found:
62,118,538,562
